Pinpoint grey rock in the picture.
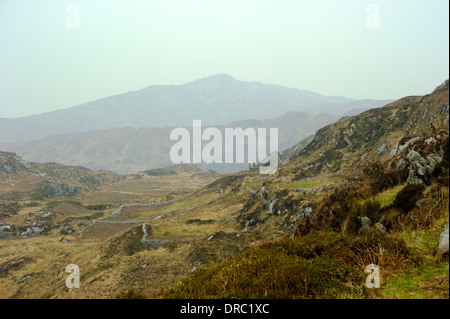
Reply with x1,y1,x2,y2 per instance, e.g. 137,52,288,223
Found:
437,104,449,115
348,123,357,137
257,186,266,198
296,206,313,222
438,224,449,252
268,199,279,215
388,137,421,159
281,177,291,183
343,136,352,146
406,150,443,185
20,275,32,283
358,216,372,234
0,225,15,239
20,227,43,238
377,143,388,156
283,223,295,234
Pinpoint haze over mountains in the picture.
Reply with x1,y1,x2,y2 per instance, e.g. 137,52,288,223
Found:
0,74,393,174
0,74,391,144
2,112,340,174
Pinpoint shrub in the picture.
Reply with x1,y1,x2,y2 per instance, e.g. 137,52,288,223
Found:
360,160,407,194
393,184,425,213
432,137,449,186
163,235,370,299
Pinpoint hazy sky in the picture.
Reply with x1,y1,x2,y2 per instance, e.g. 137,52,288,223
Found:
0,0,448,118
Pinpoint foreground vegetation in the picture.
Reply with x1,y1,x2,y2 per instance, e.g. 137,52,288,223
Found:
161,140,449,299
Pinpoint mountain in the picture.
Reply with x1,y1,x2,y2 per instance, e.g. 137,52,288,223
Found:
1,111,343,174
0,74,392,144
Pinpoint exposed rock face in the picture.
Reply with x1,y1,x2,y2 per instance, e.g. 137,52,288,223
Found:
386,132,448,186
377,143,388,156
358,216,372,234
268,199,279,215
388,137,421,159
406,149,443,185
279,135,315,165
296,206,312,222
0,225,15,239
0,151,30,176
348,123,357,137
21,227,43,238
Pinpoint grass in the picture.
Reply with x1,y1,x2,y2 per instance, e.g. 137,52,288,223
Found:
382,264,449,299
373,184,405,209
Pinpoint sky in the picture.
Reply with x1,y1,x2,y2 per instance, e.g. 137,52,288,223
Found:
0,0,448,119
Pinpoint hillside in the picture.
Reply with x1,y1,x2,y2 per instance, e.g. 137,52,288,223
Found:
279,80,449,178
162,80,449,299
0,74,391,144
0,151,122,201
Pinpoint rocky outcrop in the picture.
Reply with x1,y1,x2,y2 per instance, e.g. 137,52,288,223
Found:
377,143,388,156
279,135,315,165
0,225,15,239
386,132,448,185
296,206,312,222
21,226,44,238
406,149,443,185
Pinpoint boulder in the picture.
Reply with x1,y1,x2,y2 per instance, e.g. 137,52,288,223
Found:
358,216,372,234
406,150,443,185
348,123,357,137
438,224,449,252
296,206,312,222
377,143,388,156
268,199,279,215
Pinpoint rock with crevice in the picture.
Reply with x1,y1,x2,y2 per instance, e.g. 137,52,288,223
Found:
406,150,443,185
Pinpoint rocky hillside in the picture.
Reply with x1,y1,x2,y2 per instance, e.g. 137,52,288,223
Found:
0,151,122,201
279,80,449,180
160,81,449,299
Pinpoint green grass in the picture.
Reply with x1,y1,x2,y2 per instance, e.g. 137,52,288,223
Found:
373,184,405,209
382,263,449,299
280,181,323,189
135,192,219,219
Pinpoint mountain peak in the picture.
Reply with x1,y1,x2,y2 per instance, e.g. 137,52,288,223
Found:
186,74,237,86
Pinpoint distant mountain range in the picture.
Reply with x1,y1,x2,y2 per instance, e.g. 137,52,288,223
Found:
1,111,342,174
0,74,392,144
